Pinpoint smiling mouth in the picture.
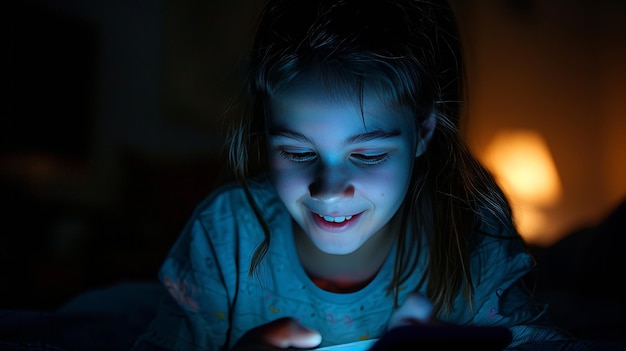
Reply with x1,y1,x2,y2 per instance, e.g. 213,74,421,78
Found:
311,211,362,232
317,213,354,223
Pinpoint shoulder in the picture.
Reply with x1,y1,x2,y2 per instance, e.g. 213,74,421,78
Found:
157,174,286,288
472,207,524,247
165,174,284,258
470,208,535,275
191,174,280,226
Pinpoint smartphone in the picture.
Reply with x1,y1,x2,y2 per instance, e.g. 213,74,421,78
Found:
367,324,512,351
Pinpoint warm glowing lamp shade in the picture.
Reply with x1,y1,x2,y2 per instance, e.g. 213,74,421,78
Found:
484,129,562,205
483,129,562,244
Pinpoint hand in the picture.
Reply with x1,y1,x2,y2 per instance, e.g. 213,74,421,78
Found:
386,292,435,330
232,317,322,350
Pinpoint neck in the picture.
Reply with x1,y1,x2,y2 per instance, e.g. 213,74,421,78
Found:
294,217,399,293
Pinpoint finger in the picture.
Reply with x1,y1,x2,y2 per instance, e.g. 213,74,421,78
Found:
262,317,322,349
387,293,434,329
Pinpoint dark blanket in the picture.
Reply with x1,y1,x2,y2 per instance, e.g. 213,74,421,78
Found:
0,281,164,351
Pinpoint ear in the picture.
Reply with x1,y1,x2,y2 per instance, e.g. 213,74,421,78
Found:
415,111,436,157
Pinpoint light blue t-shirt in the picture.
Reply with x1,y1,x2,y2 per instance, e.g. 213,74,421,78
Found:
132,176,571,350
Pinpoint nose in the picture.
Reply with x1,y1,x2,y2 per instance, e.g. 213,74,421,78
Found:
308,163,355,202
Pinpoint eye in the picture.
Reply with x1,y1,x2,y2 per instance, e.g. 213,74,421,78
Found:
351,153,389,166
279,150,317,163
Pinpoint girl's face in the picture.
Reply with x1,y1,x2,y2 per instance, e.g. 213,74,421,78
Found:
266,78,421,255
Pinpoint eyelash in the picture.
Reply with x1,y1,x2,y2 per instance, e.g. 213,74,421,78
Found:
279,150,389,166
279,150,317,163
353,153,389,165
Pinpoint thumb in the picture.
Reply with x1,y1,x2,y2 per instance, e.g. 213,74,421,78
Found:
387,293,434,329
263,317,322,349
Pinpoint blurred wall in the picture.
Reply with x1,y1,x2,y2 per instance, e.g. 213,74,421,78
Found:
453,0,626,246
3,0,263,310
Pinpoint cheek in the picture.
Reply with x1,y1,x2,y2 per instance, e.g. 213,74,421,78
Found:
371,173,406,203
369,159,413,203
268,157,310,198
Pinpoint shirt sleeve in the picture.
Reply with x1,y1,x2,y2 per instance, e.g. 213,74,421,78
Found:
132,187,248,351
449,218,575,349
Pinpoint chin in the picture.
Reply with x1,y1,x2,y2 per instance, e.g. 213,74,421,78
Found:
311,236,363,256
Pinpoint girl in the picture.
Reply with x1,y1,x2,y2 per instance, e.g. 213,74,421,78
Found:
133,0,584,349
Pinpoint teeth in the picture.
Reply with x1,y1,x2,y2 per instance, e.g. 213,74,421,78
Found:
319,214,353,223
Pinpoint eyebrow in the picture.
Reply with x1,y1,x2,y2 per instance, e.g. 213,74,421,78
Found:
268,127,401,144
347,129,401,144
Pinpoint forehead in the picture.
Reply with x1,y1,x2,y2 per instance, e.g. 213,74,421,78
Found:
267,75,416,132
